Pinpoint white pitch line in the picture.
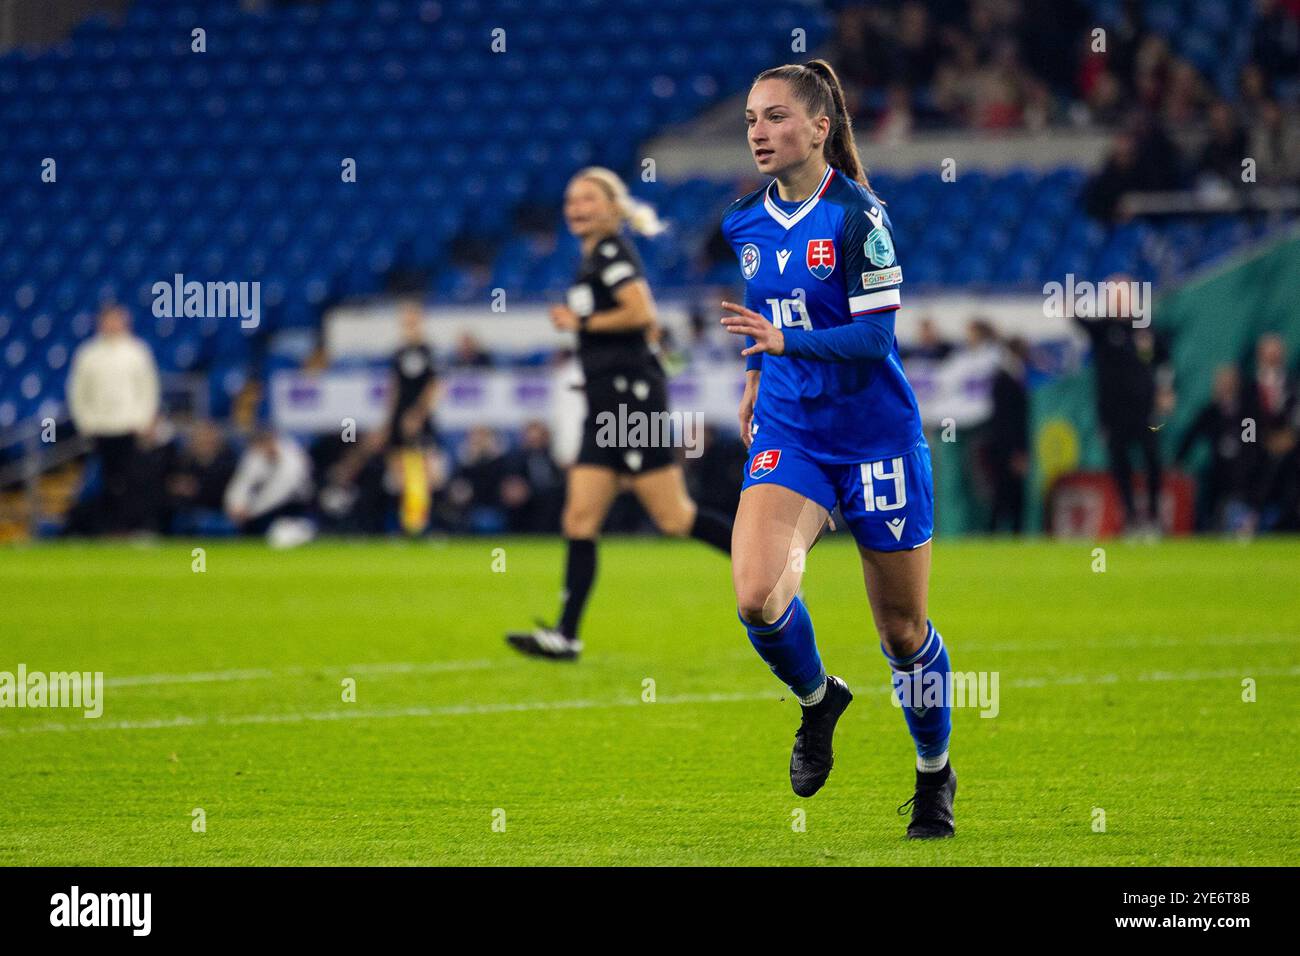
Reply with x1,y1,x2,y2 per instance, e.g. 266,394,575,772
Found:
0,691,769,736
1,666,1296,737
93,633,1300,691
104,658,505,688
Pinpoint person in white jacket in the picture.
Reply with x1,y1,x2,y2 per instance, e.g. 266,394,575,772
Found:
66,305,160,532
224,427,314,540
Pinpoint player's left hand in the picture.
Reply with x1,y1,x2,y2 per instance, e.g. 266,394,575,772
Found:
720,301,784,357
550,305,580,331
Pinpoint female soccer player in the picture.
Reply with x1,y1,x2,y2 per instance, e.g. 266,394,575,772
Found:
507,167,733,661
719,60,958,838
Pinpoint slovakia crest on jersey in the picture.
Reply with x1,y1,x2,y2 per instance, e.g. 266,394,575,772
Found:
741,243,761,280
806,239,835,280
749,449,781,479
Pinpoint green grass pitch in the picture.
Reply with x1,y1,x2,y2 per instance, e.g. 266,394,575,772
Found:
1,536,1296,866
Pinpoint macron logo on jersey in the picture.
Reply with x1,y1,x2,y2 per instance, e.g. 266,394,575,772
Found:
749,449,781,479
806,239,835,280
776,249,791,274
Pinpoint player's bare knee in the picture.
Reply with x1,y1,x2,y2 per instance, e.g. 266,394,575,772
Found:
562,508,598,539
735,581,780,627
653,510,694,537
877,613,928,659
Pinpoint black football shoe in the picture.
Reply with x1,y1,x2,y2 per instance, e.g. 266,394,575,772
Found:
789,675,853,797
505,624,582,661
897,764,957,839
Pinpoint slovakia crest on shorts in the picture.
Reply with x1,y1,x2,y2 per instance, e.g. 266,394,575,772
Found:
749,449,781,479
806,239,835,280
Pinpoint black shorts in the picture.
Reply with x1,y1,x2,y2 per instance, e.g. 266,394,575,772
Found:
387,415,439,450
576,368,676,475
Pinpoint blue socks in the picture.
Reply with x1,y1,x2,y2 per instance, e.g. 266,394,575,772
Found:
744,602,953,770
742,596,826,701
882,620,953,771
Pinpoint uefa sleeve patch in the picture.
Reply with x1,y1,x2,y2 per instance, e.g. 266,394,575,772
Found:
749,448,781,478
861,266,902,289
864,227,896,268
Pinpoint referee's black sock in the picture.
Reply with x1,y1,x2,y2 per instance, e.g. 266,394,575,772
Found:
557,538,597,640
689,508,733,555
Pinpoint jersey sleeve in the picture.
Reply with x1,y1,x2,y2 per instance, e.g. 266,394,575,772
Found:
721,207,764,372
594,236,644,293
841,196,903,317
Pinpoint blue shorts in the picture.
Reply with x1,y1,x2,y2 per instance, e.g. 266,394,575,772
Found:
741,438,934,552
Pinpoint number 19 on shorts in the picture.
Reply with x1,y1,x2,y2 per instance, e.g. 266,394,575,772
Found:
860,457,907,512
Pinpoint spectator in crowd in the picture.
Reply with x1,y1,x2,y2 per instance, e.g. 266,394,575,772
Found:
1161,58,1207,128
1083,130,1147,223
953,319,1017,531
1239,63,1273,128
1019,0,1092,100
446,425,508,532
1132,34,1172,114
224,426,314,538
66,304,160,534
1074,276,1172,532
1084,113,1184,222
1251,0,1300,91
450,332,492,369
1175,365,1250,531
164,419,238,532
130,417,180,534
1081,67,1126,127
969,38,1026,129
1241,333,1299,532
960,318,1004,378
900,317,955,361
891,1,943,91
872,83,915,145
498,420,564,533
1250,98,1300,185
827,0,1298,154
313,429,393,535
987,336,1030,534
1195,100,1250,191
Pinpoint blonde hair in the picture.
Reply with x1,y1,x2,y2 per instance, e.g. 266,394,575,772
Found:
572,166,668,237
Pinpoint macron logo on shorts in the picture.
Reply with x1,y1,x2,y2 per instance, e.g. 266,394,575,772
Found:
749,449,781,479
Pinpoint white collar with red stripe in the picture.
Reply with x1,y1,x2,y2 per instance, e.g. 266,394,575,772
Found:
763,165,835,231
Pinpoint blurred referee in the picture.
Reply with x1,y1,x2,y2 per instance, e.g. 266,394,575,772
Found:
507,167,733,661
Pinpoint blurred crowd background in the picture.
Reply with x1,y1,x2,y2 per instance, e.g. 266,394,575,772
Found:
1,0,1297,543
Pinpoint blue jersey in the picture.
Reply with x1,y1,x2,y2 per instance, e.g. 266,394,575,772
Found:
721,165,923,463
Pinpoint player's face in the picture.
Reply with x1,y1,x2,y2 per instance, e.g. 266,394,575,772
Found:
98,307,128,336
745,80,823,177
399,306,422,343
563,178,618,239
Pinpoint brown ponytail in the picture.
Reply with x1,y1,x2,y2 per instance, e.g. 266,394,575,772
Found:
753,59,877,198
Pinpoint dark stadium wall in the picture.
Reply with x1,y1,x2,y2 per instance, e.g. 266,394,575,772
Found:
0,0,129,49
